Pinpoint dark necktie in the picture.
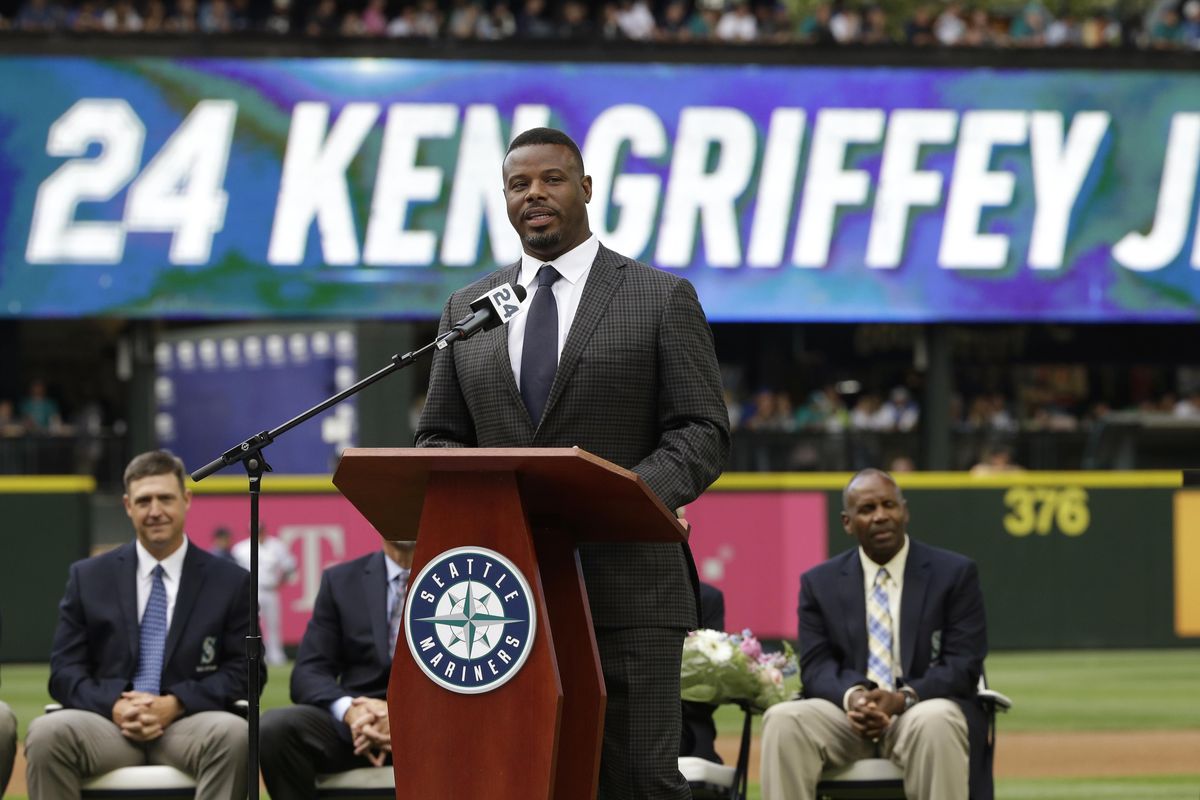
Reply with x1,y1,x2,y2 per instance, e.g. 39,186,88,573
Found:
520,264,561,425
134,564,168,694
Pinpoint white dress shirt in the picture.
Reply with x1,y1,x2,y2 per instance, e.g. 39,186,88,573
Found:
843,535,911,709
135,537,189,627
506,234,599,389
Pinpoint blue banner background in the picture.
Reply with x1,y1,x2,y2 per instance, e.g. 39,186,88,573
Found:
1,57,1198,321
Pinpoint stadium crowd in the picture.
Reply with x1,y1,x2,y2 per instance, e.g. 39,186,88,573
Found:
1,0,1198,50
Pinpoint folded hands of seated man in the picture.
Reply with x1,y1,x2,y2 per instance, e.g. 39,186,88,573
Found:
112,691,184,742
345,696,391,766
847,687,906,742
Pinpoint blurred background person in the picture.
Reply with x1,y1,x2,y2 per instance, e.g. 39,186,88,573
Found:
233,523,298,666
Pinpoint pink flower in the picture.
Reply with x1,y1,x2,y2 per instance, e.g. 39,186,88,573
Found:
739,631,763,660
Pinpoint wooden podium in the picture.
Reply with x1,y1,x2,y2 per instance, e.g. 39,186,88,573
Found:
332,447,688,800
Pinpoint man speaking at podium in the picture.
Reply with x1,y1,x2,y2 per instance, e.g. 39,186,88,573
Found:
416,127,730,799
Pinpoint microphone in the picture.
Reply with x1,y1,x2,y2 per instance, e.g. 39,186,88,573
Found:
437,282,528,349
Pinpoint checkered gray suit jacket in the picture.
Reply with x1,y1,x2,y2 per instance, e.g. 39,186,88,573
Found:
416,243,730,629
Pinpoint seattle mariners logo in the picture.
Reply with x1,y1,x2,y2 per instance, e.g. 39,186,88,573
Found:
404,546,536,694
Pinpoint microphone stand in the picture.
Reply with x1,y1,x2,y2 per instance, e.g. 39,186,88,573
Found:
189,332,452,799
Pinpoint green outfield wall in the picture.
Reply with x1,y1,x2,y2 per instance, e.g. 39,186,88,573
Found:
0,477,92,662
1,471,1196,661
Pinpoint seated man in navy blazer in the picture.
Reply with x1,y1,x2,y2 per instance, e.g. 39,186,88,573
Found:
260,538,416,799
760,468,989,800
24,450,254,800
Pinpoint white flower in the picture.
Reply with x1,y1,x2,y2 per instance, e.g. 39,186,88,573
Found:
695,633,735,664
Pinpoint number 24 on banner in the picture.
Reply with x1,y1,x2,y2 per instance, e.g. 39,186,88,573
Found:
26,98,237,266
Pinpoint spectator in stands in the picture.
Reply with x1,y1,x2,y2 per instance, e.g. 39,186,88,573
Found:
476,0,515,37
1150,5,1185,47
962,8,999,46
859,5,891,44
717,0,759,41
684,0,721,40
411,0,442,35
794,386,849,433
558,0,592,36
657,0,690,40
306,0,337,35
614,0,656,38
16,0,58,29
934,1,966,45
1172,389,1200,419
887,454,916,473
232,523,297,667
260,539,416,798
795,1,834,43
361,0,388,34
850,393,889,431
141,0,166,31
970,441,1023,474
1044,11,1081,46
444,0,475,36
1183,0,1200,47
903,4,936,45
20,379,62,433
24,450,253,800
828,3,861,43
165,0,197,31
197,0,231,33
264,0,290,33
879,386,919,432
756,2,793,43
0,399,23,437
760,468,989,800
1009,1,1050,45
517,0,555,37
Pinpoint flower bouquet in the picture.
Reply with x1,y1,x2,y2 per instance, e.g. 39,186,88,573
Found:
680,628,800,710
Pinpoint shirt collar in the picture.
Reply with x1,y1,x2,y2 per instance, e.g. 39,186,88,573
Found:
519,234,599,288
135,536,189,583
858,534,910,583
384,551,410,582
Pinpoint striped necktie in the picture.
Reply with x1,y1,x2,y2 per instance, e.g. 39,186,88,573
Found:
133,564,168,694
866,567,895,692
388,570,409,656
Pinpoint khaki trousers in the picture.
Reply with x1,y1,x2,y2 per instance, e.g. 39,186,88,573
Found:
25,708,247,800
760,697,968,800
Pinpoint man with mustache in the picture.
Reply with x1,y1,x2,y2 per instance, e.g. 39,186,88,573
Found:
760,468,991,800
416,127,730,799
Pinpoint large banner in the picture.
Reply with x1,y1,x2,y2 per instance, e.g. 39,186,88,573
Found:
3,57,1200,320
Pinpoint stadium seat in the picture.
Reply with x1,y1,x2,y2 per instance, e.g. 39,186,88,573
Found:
814,676,1013,800
315,766,396,798
80,765,196,799
44,701,253,799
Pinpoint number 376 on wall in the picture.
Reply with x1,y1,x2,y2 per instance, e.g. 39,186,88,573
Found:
1003,487,1090,537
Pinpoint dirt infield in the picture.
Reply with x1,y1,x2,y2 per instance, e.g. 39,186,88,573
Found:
712,730,1200,781
6,730,1199,795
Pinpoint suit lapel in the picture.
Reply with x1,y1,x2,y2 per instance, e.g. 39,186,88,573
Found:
116,543,140,663
489,262,526,413
164,546,206,665
538,246,625,427
364,552,391,666
900,539,930,679
838,551,868,674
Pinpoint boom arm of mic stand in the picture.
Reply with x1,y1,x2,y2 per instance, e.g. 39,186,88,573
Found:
187,335,441,800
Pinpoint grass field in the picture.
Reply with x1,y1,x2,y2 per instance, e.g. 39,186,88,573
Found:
3,649,1199,799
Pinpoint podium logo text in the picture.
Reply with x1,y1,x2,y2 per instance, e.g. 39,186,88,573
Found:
404,546,536,694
